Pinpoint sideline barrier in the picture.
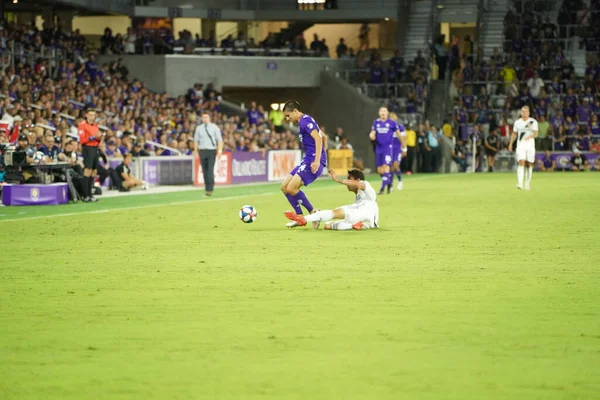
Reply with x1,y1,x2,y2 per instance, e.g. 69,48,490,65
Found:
327,149,354,175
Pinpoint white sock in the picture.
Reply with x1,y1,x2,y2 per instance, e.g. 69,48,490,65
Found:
517,165,524,187
526,166,533,185
304,210,334,222
331,221,353,230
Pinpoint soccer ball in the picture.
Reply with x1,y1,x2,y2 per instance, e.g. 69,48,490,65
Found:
33,152,45,164
239,205,257,223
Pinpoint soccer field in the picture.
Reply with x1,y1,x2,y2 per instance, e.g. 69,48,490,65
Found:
1,173,599,399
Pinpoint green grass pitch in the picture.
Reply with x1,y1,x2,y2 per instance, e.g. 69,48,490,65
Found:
1,173,599,399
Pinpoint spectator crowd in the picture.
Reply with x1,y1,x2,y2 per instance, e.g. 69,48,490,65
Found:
442,0,600,172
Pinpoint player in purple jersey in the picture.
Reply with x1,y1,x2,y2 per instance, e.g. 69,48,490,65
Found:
369,106,404,194
280,100,327,228
389,112,407,190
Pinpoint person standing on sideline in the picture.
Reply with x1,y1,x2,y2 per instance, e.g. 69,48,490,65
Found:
194,112,223,196
403,123,417,174
78,106,103,202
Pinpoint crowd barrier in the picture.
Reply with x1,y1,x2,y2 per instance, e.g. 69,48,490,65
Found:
106,149,349,189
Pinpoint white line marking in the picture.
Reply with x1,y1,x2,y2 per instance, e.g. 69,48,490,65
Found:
0,192,279,223
0,174,453,223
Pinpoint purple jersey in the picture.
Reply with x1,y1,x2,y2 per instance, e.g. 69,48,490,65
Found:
297,114,327,166
290,114,326,186
247,109,260,125
578,104,592,123
373,119,398,153
590,120,600,135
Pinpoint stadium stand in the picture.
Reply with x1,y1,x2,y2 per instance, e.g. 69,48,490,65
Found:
0,38,302,173
445,0,600,172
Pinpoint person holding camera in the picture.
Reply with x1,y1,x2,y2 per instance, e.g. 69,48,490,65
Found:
78,107,103,202
14,134,37,183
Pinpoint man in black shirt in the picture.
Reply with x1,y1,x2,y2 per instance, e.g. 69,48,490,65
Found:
570,150,591,171
484,129,500,172
38,132,65,162
14,134,37,183
114,153,145,191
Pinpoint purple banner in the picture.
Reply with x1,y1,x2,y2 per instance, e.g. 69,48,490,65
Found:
535,152,600,170
231,152,269,184
2,183,69,206
142,159,160,185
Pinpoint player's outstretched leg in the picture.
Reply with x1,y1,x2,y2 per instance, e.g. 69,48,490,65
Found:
284,211,307,226
324,221,363,231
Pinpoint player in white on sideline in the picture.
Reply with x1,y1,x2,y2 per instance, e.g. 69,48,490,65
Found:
284,168,379,231
509,106,538,190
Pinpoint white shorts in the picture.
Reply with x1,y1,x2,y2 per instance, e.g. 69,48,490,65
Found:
340,203,379,229
516,141,535,163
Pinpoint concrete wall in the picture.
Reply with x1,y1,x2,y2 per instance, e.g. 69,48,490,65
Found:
308,71,379,168
163,55,350,95
98,55,167,93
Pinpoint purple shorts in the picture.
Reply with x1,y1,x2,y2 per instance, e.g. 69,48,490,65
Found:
375,149,393,167
290,161,325,186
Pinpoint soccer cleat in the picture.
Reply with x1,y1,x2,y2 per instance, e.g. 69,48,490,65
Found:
525,184,531,191
386,185,392,194
284,211,307,227
286,221,299,228
378,189,385,195
516,185,522,190
311,209,321,230
352,221,364,231
397,181,403,190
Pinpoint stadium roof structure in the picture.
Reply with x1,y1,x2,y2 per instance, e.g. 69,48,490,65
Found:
4,0,134,16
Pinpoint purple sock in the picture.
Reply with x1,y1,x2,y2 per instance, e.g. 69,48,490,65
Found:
388,173,394,187
295,190,314,213
285,193,303,214
380,173,389,192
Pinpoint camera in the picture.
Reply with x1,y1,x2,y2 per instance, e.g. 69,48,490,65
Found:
0,144,27,167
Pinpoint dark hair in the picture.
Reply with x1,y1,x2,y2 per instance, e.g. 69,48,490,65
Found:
84,106,96,113
282,100,301,113
347,168,365,181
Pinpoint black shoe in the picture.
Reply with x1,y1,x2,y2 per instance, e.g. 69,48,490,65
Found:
386,185,392,194
378,190,385,195
119,187,130,192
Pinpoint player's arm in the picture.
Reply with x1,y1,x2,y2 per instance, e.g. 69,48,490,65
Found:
396,129,407,153
329,169,366,191
508,131,516,151
310,129,322,172
369,129,376,141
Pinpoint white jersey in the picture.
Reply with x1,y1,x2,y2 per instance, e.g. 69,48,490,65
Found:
354,180,377,205
342,180,379,229
513,118,538,147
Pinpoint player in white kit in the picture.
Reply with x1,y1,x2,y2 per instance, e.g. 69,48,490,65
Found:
509,106,538,190
284,168,379,231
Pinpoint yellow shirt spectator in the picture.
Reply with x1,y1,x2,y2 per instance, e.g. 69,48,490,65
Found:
442,123,453,138
406,129,417,147
501,65,516,84
269,110,284,126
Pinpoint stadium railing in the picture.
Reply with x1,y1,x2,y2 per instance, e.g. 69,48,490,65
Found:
172,46,320,57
